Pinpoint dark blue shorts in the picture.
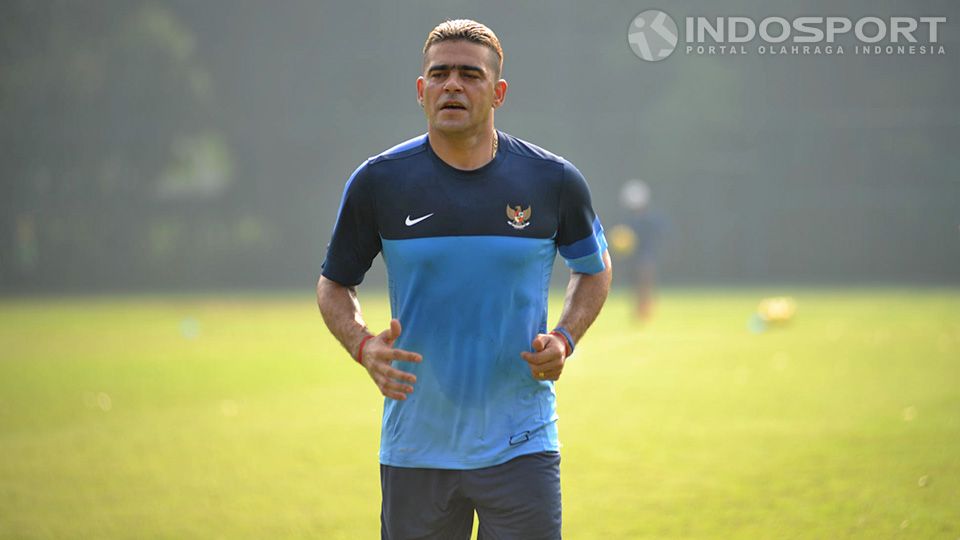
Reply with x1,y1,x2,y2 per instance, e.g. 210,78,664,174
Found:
380,451,562,540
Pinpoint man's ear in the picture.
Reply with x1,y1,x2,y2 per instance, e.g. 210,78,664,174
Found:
493,79,508,109
416,76,425,107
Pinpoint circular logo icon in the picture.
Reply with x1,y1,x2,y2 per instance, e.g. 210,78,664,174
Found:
628,10,679,62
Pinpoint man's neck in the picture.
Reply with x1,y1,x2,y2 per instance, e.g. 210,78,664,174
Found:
428,125,498,171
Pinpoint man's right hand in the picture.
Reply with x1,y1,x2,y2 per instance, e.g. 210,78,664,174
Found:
359,319,422,400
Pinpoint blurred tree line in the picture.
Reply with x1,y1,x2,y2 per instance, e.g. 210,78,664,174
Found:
2,1,958,292
1,2,242,291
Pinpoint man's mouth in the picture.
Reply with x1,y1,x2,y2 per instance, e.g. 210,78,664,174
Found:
439,102,467,111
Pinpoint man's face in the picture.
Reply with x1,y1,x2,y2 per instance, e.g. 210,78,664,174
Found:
417,40,506,136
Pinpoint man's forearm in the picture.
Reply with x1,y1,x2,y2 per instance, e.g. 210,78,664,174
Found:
555,250,613,343
316,275,373,360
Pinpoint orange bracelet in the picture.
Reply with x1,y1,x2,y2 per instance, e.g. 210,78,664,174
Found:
355,335,374,365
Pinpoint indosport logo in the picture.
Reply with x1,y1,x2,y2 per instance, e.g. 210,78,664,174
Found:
628,10,679,61
627,11,947,60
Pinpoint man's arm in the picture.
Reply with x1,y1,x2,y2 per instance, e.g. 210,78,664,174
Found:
521,250,612,380
316,275,422,400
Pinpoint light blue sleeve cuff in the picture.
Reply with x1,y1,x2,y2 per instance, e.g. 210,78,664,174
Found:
563,249,606,274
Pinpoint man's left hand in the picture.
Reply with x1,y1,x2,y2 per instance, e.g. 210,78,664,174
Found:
520,334,568,381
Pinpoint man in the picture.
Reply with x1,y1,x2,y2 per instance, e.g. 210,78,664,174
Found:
316,19,611,539
619,179,666,321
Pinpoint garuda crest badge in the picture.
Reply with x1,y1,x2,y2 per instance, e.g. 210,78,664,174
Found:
506,204,532,230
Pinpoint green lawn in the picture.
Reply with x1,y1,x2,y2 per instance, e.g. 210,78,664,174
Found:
1,289,958,539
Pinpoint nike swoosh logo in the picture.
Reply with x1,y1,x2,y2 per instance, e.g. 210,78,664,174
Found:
405,213,434,226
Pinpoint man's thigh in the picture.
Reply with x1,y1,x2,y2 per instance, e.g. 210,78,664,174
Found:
463,452,562,540
380,464,474,540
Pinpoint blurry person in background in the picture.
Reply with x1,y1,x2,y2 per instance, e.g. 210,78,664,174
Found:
620,179,665,321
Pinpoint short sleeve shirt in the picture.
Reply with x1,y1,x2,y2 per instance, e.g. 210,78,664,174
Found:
322,131,607,469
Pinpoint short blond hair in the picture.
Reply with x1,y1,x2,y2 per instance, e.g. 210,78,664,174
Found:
423,19,503,77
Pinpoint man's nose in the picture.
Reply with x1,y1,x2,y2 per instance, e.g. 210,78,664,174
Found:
443,73,464,92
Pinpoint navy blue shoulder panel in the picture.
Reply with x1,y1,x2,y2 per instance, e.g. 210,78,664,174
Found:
322,131,604,284
500,132,567,164
368,134,429,165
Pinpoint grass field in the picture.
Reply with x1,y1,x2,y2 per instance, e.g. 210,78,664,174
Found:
1,289,958,539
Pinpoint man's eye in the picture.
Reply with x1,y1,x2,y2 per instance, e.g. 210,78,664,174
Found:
430,72,446,79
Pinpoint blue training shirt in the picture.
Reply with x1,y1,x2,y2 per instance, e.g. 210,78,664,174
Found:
321,130,608,469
